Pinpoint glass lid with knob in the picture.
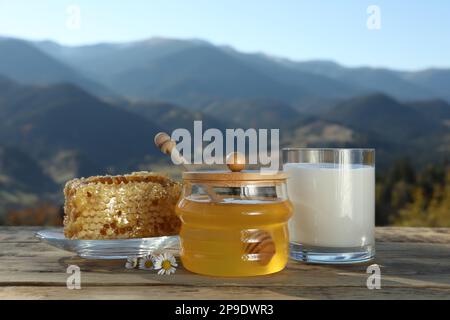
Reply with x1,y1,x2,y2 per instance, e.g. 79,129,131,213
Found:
181,152,289,204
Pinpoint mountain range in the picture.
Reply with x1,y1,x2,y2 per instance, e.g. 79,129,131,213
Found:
0,35,449,219
29,37,450,105
0,38,111,97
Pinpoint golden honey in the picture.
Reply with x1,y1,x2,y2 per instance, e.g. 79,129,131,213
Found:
176,196,292,277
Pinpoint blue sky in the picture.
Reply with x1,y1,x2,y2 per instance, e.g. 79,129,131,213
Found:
0,0,449,70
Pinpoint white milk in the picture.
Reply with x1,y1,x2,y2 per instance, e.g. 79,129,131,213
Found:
284,163,375,248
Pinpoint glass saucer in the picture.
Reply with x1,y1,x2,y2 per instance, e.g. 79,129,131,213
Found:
36,228,180,259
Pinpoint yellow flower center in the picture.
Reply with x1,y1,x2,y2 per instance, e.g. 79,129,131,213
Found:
162,260,172,270
144,260,153,268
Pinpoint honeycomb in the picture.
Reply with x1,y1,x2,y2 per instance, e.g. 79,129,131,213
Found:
63,172,181,240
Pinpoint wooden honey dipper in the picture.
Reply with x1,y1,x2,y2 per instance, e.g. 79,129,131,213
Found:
154,132,221,202
242,230,276,266
154,132,190,167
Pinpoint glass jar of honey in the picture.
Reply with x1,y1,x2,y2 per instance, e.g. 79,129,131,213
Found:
176,161,292,277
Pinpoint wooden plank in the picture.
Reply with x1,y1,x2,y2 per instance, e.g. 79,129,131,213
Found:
0,227,449,299
376,227,450,244
1,285,449,300
0,227,42,242
0,242,449,288
1,226,449,244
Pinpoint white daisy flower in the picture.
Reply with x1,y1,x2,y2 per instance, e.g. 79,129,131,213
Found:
154,252,178,275
138,254,156,270
125,257,138,269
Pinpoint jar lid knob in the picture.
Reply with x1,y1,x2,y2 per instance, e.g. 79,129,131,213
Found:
226,152,246,172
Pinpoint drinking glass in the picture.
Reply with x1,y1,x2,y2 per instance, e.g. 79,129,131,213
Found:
283,148,375,264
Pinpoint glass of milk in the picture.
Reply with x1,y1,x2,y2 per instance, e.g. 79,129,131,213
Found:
283,148,375,264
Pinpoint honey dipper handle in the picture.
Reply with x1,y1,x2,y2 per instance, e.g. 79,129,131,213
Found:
154,132,189,166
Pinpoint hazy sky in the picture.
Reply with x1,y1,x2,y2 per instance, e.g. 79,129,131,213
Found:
0,0,449,70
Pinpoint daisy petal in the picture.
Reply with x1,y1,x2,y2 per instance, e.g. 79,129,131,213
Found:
167,267,176,275
125,257,138,269
138,255,156,270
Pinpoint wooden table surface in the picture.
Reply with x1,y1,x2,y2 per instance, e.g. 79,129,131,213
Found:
1,227,449,300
